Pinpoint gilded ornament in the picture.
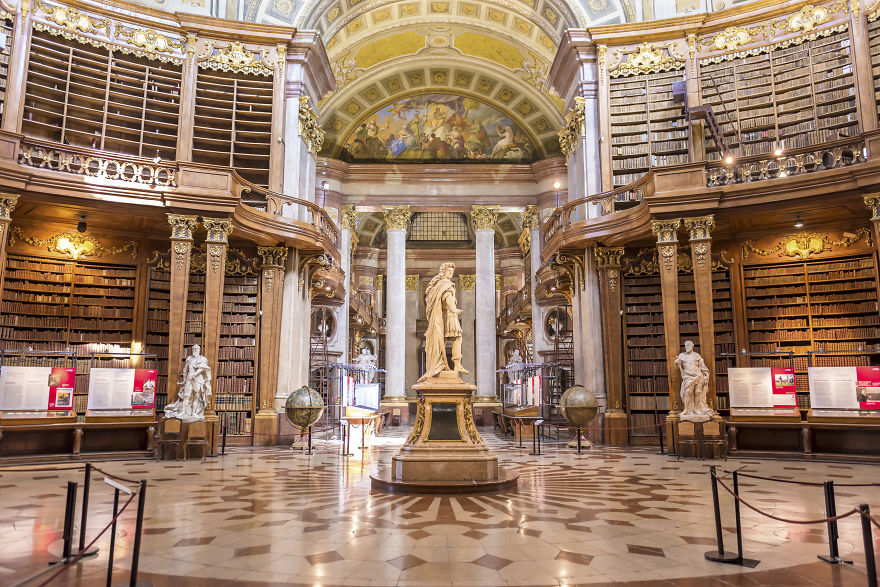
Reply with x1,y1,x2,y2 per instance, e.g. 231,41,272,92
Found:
405,396,426,444
382,205,412,231
201,41,273,76
115,26,183,56
263,269,275,293
658,244,677,272
522,204,539,231
549,252,585,289
0,192,19,220
692,242,709,270
226,248,260,276
777,2,846,34
518,229,530,255
651,218,681,243
208,244,224,273
298,96,325,155
9,227,137,260
471,205,499,231
686,33,697,74
558,97,585,158
463,396,483,444
610,42,685,78
495,273,501,290
186,33,197,57
459,274,476,290
597,44,607,82
683,215,714,241
358,275,374,286
594,246,625,268
376,274,384,289
742,229,872,260
341,204,358,231
864,193,880,220
588,0,608,11
167,214,198,240
405,275,420,290
173,241,189,269
35,1,110,36
607,268,619,292
203,218,233,243
707,26,754,52
258,245,289,268
147,249,170,271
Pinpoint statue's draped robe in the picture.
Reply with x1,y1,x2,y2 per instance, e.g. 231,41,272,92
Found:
420,277,460,381
166,356,212,421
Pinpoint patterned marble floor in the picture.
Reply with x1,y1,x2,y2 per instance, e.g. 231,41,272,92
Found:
1,427,878,586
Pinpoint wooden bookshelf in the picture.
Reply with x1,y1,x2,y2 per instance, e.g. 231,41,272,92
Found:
193,69,273,187
868,14,880,124
145,267,170,411
0,255,74,351
713,268,734,412
216,274,259,438
700,26,857,161
609,69,687,187
69,263,136,353
186,272,205,349
0,16,12,118
23,30,182,159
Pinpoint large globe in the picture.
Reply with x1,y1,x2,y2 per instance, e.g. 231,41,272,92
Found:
284,386,325,430
559,385,598,428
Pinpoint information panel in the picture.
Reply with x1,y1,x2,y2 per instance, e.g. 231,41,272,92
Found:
808,366,880,410
87,368,158,411
729,367,797,408
0,366,76,411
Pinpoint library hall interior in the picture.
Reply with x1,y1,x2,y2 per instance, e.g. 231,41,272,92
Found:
10,0,880,585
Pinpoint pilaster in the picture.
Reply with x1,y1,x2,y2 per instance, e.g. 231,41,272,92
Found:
852,7,877,133
684,215,718,414
595,246,626,445
176,33,198,161
200,218,233,415
651,218,682,451
2,7,31,133
0,193,20,301
254,246,288,445
864,194,880,249
166,214,198,402
472,206,500,399
269,44,287,193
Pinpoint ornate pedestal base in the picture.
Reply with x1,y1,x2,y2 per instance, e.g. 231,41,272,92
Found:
371,372,518,493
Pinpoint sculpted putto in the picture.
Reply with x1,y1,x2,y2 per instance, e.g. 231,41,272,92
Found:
675,340,713,422
418,262,469,382
164,345,212,422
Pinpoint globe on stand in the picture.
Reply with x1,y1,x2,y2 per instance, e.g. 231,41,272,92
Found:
284,386,325,454
559,385,598,453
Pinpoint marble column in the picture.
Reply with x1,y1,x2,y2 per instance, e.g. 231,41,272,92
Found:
0,193,19,301
383,206,411,400
684,215,718,414
575,249,605,406
652,219,682,451
201,218,233,418
166,214,198,403
595,247,626,445
275,249,311,409
459,274,476,384
523,206,551,358
404,275,420,394
254,246,288,445
336,205,357,362
472,206,499,399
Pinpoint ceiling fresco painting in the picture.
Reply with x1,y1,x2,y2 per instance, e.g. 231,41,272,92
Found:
340,93,537,163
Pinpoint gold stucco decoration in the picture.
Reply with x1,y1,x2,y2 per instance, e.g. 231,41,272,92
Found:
167,214,198,240
610,42,685,78
405,275,420,290
558,97,585,158
471,205,499,232
200,41,273,76
115,26,184,57
35,1,110,37
382,205,412,231
10,227,137,260
777,2,846,34
299,96,325,156
459,274,476,290
742,229,872,260
0,192,19,221
707,26,754,52
650,218,681,243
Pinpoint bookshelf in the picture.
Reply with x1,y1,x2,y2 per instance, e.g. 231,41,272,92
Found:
0,16,12,118
609,69,688,187
23,30,182,159
145,267,170,411
68,262,136,353
186,272,205,349
216,274,259,438
700,26,857,161
0,255,73,351
193,69,273,188
713,268,734,412
743,255,880,408
868,14,880,123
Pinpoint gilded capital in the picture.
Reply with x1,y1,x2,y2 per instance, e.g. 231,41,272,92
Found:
167,214,198,240
383,205,411,231
459,274,476,290
257,246,288,268
595,246,625,268
471,205,500,232
683,215,715,241
202,218,233,243
377,274,384,289
341,204,358,231
522,205,539,230
405,275,419,290
495,273,501,290
865,194,880,221
0,192,19,221
651,218,681,243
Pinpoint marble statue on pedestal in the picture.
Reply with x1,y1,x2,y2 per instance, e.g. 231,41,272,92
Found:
165,344,212,422
418,262,469,381
675,340,713,422
507,349,523,369
354,347,378,382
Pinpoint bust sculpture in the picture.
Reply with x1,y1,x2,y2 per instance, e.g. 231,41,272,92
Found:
418,262,469,382
164,344,212,422
354,347,378,382
675,340,713,422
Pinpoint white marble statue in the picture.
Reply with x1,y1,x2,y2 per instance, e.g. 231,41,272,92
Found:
675,340,713,422
418,262,469,382
354,347,378,382
165,344,212,422
507,349,523,369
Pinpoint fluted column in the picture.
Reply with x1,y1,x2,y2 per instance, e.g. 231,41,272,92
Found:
254,246,288,445
201,218,232,417
472,206,499,399
595,246,626,445
0,193,19,301
652,219,681,450
166,214,198,402
684,215,718,414
383,206,411,399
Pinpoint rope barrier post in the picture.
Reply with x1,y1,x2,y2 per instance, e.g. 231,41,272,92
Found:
306,425,313,456
221,421,227,456
819,480,852,565
76,462,99,558
657,419,665,455
529,419,544,456
577,427,582,455
106,487,119,587
129,480,147,587
731,470,760,567
704,466,739,563
57,481,77,564
860,504,878,587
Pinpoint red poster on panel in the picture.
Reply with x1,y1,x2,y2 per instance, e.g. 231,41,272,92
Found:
855,366,880,410
131,369,158,409
770,367,797,407
47,368,76,410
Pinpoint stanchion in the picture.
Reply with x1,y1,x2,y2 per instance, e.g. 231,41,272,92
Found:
305,425,314,455
340,422,353,457
57,481,78,564
221,421,227,456
129,480,147,587
704,466,739,563
860,504,878,587
731,470,760,567
76,463,99,558
657,421,665,455
819,480,852,565
106,487,120,587
529,419,543,456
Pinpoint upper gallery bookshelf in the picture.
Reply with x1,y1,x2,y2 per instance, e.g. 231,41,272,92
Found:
0,16,12,118
609,69,689,187
23,30,182,160
868,14,880,123
700,26,858,161
192,69,273,188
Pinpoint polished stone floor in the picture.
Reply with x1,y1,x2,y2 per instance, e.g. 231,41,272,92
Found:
1,427,878,586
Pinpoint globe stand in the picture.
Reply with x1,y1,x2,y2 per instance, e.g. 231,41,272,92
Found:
290,425,314,455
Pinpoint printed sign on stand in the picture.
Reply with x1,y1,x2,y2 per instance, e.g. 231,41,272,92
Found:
729,367,797,408
0,366,76,411
809,366,880,410
87,368,158,410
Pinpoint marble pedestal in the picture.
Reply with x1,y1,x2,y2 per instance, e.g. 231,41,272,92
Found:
371,371,518,493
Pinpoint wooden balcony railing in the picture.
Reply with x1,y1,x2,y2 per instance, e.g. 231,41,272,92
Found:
497,282,531,331
239,183,339,247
